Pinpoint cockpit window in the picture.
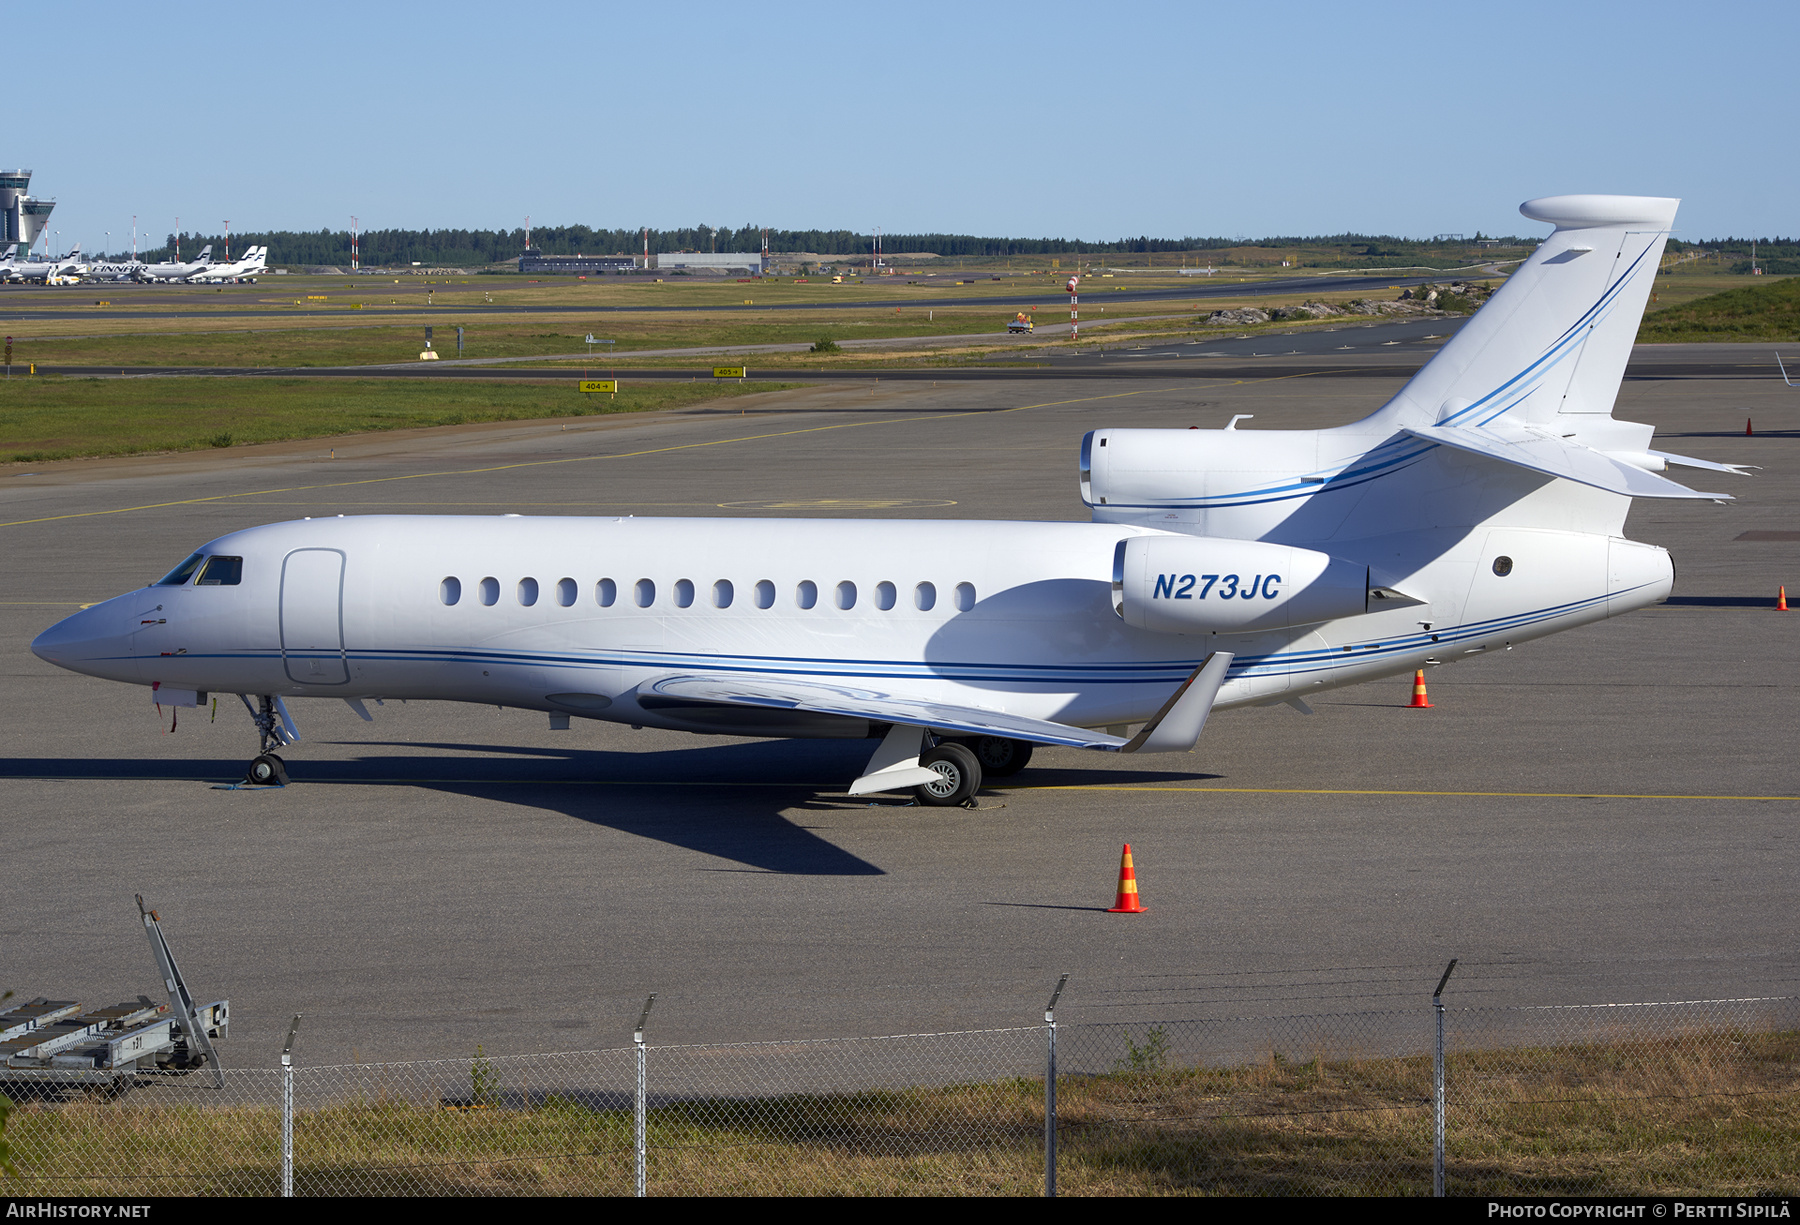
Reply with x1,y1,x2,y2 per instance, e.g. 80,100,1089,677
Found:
154,553,206,586
196,556,243,586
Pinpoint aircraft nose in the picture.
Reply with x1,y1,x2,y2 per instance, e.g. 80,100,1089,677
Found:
32,602,140,680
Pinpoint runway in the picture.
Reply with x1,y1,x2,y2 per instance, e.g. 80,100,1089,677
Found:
2,351,1795,1063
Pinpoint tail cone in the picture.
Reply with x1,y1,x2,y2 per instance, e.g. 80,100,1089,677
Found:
1107,843,1145,914
1407,669,1434,708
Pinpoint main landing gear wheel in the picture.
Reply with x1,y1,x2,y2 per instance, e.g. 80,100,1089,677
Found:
914,742,982,807
966,736,1033,777
247,753,287,786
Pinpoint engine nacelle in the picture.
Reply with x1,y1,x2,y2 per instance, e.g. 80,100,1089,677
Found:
1112,536,1369,634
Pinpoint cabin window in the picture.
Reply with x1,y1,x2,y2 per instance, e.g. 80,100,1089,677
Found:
674,579,695,608
556,577,576,607
195,556,243,586
754,579,775,609
835,581,857,610
713,579,734,608
1492,556,1514,577
518,577,539,606
954,582,976,612
440,577,461,606
915,581,936,611
797,580,818,609
875,581,896,611
635,579,656,608
597,578,617,607
154,553,206,586
479,577,499,606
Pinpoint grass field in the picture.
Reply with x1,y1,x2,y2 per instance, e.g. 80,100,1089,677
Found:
3,269,1307,329
1638,274,1800,343
1,310,1090,367
0,377,797,463
0,264,1786,468
9,1031,1797,1196
1,274,1467,369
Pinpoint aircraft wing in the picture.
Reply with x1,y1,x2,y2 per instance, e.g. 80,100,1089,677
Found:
645,652,1234,755
1404,421,1730,500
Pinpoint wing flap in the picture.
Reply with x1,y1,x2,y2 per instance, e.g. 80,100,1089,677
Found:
645,674,1129,749
645,653,1236,756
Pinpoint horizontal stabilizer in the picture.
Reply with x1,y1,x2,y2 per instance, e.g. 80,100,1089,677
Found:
1405,422,1729,500
1648,450,1757,476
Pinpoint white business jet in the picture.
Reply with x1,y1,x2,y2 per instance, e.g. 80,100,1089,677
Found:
33,195,1752,801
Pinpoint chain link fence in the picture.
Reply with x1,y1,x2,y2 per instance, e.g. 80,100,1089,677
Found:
1444,996,1800,1197
7,994,1798,1196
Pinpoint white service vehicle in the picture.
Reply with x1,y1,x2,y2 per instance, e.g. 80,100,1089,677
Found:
32,195,1751,803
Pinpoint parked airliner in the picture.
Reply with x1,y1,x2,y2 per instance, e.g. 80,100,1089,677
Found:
133,245,212,283
187,246,267,283
32,195,1751,803
5,245,86,284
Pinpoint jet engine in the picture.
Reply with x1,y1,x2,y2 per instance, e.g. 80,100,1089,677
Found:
1112,535,1368,634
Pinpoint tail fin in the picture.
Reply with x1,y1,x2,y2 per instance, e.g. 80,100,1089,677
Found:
194,244,212,263
1375,195,1676,431
1367,195,1743,500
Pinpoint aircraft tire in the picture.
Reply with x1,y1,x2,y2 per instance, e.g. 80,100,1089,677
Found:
964,736,1033,777
247,753,288,786
914,743,981,807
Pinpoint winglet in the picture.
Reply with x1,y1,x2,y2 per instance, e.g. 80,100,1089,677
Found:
1119,652,1234,754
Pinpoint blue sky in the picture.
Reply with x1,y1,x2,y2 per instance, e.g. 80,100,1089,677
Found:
20,0,1797,253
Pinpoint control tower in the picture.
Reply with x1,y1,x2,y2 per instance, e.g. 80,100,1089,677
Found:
1,169,54,250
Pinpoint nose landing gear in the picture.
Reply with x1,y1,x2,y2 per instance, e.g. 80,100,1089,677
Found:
247,752,287,786
239,694,296,786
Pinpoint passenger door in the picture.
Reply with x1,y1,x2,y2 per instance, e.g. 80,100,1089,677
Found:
280,549,349,685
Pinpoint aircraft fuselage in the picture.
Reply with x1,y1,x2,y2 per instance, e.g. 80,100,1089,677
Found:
34,510,1671,739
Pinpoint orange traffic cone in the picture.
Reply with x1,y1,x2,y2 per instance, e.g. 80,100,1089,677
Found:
1407,669,1433,708
1779,586,1789,612
1107,844,1145,913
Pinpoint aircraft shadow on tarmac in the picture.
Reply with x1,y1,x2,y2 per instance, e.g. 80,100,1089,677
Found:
0,738,1217,877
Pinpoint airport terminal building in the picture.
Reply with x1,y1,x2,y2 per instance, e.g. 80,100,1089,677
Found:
517,250,638,275
654,251,765,274
514,249,769,276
